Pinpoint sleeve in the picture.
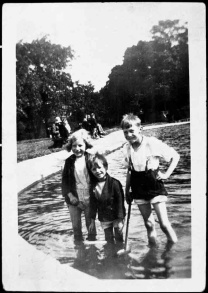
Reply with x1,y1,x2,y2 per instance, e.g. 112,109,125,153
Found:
90,191,98,220
149,137,179,162
114,180,126,219
61,160,70,198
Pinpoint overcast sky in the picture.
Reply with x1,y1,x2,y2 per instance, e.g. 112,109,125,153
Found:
5,2,196,91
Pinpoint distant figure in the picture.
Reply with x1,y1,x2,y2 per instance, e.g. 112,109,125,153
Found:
63,118,71,136
121,113,180,245
82,114,91,133
49,121,62,148
55,117,68,143
51,121,61,139
88,152,126,244
88,113,99,139
47,125,53,138
91,113,105,137
62,129,97,242
49,117,69,148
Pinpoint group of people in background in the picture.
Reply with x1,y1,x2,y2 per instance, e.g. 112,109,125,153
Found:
62,113,180,252
81,113,106,139
48,117,71,148
48,113,106,148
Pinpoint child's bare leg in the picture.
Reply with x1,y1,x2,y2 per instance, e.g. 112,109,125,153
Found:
153,202,178,243
138,203,157,245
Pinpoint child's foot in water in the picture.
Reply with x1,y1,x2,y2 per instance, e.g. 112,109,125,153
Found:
86,235,97,241
148,230,158,246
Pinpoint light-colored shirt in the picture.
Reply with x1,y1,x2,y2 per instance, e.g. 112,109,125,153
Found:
122,135,177,171
74,156,90,189
95,181,106,199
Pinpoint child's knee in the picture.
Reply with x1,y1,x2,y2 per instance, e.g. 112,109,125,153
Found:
159,221,178,243
145,218,155,231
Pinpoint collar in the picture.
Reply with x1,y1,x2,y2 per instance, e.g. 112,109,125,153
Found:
129,135,145,151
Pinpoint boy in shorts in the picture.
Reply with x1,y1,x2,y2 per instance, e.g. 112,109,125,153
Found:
121,113,180,245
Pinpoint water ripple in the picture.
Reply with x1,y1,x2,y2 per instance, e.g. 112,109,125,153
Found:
18,123,191,279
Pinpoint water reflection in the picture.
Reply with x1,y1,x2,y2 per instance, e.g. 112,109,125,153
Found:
126,242,175,279
18,123,191,279
70,242,130,279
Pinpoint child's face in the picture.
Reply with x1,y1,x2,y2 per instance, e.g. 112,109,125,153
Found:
72,138,86,157
123,124,142,144
91,159,107,181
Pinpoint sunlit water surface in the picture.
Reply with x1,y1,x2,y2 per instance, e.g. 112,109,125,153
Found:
18,124,191,279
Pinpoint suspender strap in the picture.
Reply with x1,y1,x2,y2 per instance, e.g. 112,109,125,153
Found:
129,155,148,172
128,155,134,171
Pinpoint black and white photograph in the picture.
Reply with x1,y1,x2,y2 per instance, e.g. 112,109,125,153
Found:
2,2,206,292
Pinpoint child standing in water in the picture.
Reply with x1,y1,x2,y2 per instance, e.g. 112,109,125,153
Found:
88,152,126,244
62,129,96,242
121,113,180,245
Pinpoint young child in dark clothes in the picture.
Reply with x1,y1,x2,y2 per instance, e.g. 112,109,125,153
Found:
88,152,126,244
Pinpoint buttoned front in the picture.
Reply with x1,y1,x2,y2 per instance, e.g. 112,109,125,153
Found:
62,153,92,205
90,174,126,222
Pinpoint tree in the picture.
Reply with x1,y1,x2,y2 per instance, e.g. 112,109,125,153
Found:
100,19,189,124
68,81,99,123
16,36,74,139
150,20,189,118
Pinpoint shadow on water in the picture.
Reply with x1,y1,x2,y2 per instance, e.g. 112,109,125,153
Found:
18,123,191,279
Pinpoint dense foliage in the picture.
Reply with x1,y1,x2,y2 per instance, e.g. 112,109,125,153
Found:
16,20,189,140
16,36,74,139
100,20,189,124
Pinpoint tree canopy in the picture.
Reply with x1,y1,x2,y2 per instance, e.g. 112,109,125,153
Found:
16,36,74,139
100,20,189,124
16,20,190,140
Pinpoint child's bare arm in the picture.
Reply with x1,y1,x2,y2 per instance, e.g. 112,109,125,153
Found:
125,169,133,204
125,169,131,193
157,151,180,180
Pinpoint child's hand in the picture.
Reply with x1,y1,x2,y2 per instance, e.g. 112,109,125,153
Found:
67,193,79,205
156,170,169,180
117,220,124,232
77,201,86,210
89,220,95,233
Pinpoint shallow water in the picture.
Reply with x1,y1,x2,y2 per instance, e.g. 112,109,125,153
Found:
18,123,191,279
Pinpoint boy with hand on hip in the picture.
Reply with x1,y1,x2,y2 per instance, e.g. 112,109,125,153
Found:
88,152,126,244
121,113,180,245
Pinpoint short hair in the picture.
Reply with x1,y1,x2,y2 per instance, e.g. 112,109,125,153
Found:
66,129,93,152
120,113,141,129
87,152,108,171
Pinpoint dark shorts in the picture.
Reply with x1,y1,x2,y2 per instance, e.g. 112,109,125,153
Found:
130,169,168,200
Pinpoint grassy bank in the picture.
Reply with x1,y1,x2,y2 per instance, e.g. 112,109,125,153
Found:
17,122,187,163
17,127,120,163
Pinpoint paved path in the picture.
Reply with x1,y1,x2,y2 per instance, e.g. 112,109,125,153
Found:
17,121,189,194
17,129,127,194
4,121,189,291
